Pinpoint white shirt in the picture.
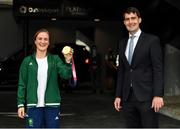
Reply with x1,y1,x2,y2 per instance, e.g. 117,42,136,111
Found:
36,56,48,107
125,29,142,60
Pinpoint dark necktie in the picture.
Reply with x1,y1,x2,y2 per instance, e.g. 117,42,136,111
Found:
128,35,135,64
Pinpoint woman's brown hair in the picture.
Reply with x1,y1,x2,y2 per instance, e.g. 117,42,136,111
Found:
32,28,51,53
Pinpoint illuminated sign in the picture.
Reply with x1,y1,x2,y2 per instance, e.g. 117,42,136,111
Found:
62,4,89,17
13,0,94,19
19,6,59,15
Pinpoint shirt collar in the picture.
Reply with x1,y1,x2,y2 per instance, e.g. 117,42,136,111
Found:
129,29,142,38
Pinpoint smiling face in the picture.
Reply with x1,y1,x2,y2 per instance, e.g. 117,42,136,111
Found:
34,31,49,53
123,12,142,35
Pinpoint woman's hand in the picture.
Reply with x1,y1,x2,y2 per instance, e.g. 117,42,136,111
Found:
18,107,25,119
62,46,73,63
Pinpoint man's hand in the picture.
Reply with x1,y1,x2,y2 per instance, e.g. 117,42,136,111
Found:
18,107,25,119
151,96,164,112
114,97,122,111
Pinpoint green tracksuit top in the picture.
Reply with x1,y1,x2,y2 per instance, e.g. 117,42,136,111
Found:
17,53,72,108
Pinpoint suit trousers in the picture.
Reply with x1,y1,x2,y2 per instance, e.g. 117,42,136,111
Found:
122,88,159,128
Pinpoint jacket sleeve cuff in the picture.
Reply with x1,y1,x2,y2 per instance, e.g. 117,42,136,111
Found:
18,104,24,108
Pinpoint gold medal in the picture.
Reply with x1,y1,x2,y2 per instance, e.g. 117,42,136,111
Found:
62,46,71,54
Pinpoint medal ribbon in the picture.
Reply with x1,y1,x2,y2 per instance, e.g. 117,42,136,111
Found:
69,56,77,87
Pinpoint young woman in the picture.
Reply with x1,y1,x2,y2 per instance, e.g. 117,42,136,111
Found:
17,28,73,128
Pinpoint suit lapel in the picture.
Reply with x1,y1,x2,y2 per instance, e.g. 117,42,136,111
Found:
121,38,130,66
131,32,144,66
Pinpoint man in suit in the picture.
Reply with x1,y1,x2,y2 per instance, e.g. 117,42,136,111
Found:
114,7,164,128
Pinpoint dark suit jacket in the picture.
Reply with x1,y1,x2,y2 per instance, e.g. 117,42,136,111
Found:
116,32,164,102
